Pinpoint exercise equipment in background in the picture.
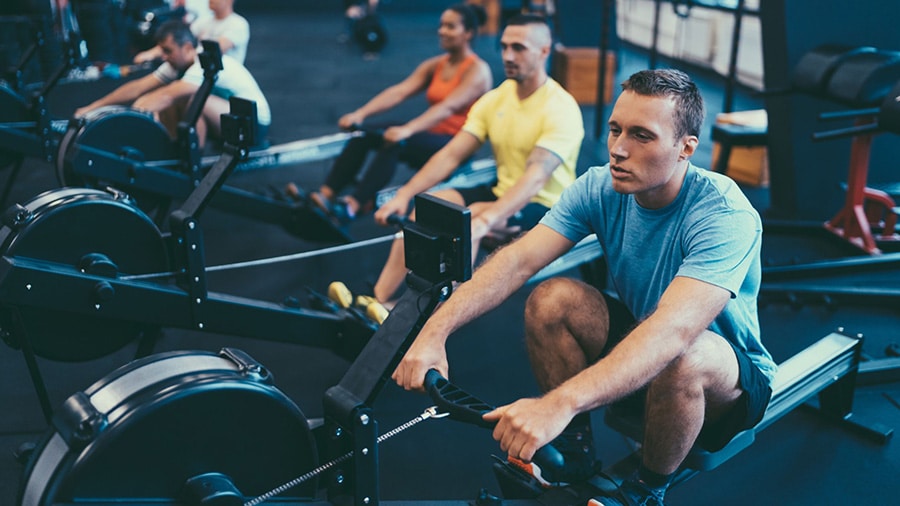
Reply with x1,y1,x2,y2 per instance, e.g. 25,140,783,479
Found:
17,191,475,506
0,35,81,207
0,99,377,425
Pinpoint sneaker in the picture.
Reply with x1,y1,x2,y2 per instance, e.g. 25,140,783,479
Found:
327,282,389,325
308,190,332,213
505,456,557,488
284,182,306,203
354,294,378,309
330,198,357,225
588,478,666,506
327,281,353,309
364,300,389,325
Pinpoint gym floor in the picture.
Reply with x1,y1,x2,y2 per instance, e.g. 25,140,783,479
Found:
1,4,899,505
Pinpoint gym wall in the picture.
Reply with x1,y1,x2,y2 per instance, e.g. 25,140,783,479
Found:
761,0,900,220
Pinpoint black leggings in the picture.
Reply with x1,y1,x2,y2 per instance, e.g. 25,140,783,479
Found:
325,126,452,208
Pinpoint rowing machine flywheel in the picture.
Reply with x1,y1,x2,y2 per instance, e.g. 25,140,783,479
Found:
18,348,319,506
56,106,178,212
0,187,170,361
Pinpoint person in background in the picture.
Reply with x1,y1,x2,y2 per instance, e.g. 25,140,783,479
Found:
370,14,583,306
341,0,382,58
296,3,493,225
175,0,214,23
75,20,269,147
134,0,249,64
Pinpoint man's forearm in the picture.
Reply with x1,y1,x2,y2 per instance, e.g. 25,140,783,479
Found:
478,165,550,227
546,278,732,415
82,76,161,112
424,243,536,339
397,137,475,200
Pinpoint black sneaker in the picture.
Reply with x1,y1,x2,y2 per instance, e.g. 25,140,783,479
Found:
308,190,332,213
588,478,666,506
330,198,357,226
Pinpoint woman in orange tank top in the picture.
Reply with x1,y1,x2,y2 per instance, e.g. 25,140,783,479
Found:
294,3,493,223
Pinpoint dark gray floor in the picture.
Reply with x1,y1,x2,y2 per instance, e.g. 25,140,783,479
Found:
1,5,899,506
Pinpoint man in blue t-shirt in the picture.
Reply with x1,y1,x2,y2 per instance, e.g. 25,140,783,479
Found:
392,69,775,506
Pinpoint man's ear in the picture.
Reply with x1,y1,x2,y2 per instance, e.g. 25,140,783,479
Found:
679,135,699,160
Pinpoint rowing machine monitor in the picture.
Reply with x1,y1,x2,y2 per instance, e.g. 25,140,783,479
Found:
402,193,472,286
220,97,258,151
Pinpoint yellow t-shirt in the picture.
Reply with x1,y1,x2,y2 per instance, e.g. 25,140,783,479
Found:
462,78,584,208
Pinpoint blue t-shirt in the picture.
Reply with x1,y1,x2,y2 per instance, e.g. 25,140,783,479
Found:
540,163,777,381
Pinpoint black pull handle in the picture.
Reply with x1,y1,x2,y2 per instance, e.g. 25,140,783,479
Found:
386,214,408,227
423,369,566,473
349,123,406,147
424,369,494,428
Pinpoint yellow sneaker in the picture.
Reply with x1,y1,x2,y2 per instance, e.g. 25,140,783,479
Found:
354,294,379,310
365,301,390,325
327,281,353,309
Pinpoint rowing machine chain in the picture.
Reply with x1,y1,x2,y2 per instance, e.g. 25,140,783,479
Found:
243,405,448,506
121,231,402,281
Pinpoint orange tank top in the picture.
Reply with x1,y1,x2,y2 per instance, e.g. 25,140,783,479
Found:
425,53,479,136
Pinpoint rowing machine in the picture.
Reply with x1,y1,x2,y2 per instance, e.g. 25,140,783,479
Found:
0,98,375,424
416,328,892,505
0,35,81,207
53,47,362,243
16,191,475,506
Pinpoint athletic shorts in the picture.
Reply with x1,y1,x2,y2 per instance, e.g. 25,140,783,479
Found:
455,183,549,231
601,292,773,452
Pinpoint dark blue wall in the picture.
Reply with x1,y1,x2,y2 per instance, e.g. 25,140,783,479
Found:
761,0,900,221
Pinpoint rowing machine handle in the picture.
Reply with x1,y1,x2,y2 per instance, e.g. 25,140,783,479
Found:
386,214,408,226
423,369,566,472
349,123,406,147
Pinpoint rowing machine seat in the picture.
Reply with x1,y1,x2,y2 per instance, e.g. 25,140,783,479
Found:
604,331,863,473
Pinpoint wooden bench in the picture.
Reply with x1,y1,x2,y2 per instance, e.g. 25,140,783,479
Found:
600,329,892,488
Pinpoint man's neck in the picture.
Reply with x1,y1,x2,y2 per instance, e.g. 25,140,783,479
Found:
214,8,233,20
515,72,548,101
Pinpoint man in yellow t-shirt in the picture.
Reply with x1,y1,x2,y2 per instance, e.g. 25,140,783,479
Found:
373,13,584,303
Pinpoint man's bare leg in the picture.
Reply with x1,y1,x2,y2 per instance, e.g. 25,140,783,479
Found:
641,330,742,475
524,277,611,392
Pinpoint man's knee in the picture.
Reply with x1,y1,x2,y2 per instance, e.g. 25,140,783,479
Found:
525,277,590,327
650,331,739,397
429,188,466,207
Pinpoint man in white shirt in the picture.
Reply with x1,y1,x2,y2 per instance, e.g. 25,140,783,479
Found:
135,0,250,64
76,20,269,146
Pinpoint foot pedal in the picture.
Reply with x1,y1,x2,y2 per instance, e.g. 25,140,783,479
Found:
491,457,599,504
491,458,545,500
306,287,341,313
262,183,292,203
15,441,36,465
